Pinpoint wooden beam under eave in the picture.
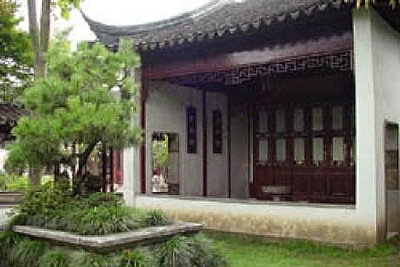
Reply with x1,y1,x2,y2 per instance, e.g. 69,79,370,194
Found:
143,31,353,80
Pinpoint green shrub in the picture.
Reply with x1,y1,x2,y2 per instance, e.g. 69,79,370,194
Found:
9,183,171,235
145,209,171,227
0,231,27,265
158,236,195,267
11,239,46,267
70,251,116,267
0,232,225,267
16,182,71,217
85,192,123,207
116,248,154,267
158,234,226,267
38,250,70,267
61,205,140,235
189,234,227,267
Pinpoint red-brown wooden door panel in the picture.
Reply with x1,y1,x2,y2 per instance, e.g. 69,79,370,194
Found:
291,166,312,201
254,101,355,204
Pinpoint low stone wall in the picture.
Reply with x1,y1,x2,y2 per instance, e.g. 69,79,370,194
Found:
135,196,376,246
0,192,22,205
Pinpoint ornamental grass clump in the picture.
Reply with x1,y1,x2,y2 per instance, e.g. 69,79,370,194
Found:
115,248,155,267
158,234,226,267
0,231,226,267
11,239,47,267
38,250,70,267
8,182,170,235
69,251,116,267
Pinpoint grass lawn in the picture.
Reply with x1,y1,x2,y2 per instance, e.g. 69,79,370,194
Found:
206,232,400,267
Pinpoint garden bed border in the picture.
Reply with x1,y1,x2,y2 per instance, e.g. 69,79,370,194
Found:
13,222,203,253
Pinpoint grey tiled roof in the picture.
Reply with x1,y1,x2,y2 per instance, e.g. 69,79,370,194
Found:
0,103,27,126
83,0,398,51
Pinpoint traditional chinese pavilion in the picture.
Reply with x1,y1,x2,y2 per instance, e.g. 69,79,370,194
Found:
84,0,400,245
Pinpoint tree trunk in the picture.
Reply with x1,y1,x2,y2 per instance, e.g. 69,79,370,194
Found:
26,0,51,186
28,166,41,187
77,141,98,178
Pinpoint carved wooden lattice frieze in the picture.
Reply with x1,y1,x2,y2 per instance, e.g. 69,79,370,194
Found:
167,50,352,86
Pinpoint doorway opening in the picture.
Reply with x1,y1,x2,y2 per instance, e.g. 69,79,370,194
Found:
151,132,180,195
385,123,400,238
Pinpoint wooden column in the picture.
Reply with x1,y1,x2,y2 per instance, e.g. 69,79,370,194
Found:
227,93,232,198
110,148,114,192
140,74,148,194
202,87,207,197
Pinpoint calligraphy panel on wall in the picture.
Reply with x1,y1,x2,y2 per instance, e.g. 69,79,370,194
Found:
213,109,223,154
187,106,197,154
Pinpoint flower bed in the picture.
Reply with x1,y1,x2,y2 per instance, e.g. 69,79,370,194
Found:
0,183,226,266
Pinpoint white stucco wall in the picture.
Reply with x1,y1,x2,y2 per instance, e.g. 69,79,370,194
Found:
136,196,374,245
206,91,229,197
369,9,400,240
145,82,229,197
353,9,400,242
145,82,204,196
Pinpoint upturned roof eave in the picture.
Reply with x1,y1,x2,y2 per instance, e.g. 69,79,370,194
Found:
83,0,399,51
82,0,230,37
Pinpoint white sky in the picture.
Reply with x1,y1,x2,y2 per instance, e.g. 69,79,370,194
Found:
17,0,210,44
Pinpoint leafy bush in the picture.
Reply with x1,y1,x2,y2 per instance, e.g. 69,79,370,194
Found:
16,182,71,216
115,249,155,267
0,233,225,267
9,183,171,235
3,184,225,266
38,250,70,267
145,209,171,227
0,230,27,266
158,234,226,267
158,235,193,267
59,205,140,235
189,234,227,267
70,251,116,267
11,239,46,267
85,192,124,207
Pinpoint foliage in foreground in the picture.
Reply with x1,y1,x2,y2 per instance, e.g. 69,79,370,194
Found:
0,0,33,102
0,231,226,267
6,37,141,188
8,183,170,235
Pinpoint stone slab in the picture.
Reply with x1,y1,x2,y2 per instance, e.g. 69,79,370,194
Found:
0,192,22,205
13,222,203,253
